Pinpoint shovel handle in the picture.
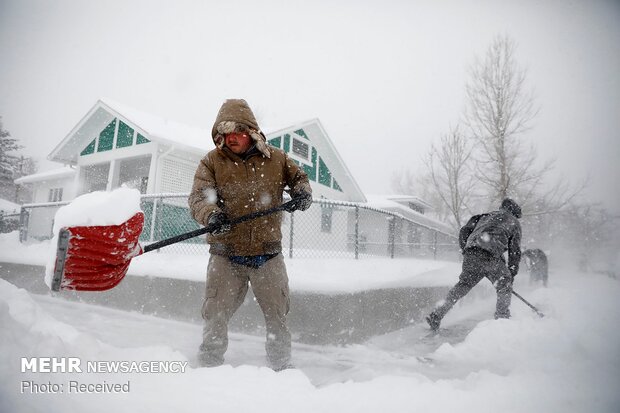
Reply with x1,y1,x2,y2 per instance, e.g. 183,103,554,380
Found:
486,275,545,318
141,201,293,254
511,290,545,318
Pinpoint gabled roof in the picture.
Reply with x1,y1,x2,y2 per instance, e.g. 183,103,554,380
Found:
266,119,366,202
46,99,366,202
48,98,212,164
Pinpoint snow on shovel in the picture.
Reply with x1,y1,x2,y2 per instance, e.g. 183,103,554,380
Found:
48,188,293,292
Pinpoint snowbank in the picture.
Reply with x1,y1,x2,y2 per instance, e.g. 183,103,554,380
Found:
42,188,142,289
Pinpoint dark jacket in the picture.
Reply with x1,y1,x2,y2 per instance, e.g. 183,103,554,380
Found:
522,248,548,273
460,208,522,276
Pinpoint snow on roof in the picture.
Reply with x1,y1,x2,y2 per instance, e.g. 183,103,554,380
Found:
99,98,212,152
14,166,76,185
384,194,434,210
48,99,214,164
266,118,367,203
0,198,21,213
364,194,454,235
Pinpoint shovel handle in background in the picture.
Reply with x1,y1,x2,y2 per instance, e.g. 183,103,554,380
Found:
485,276,545,318
51,200,295,292
511,290,545,318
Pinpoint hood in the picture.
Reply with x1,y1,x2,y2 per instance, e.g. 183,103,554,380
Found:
500,198,522,219
211,99,270,158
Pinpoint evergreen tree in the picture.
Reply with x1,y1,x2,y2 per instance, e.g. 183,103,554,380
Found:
0,117,22,180
0,117,38,202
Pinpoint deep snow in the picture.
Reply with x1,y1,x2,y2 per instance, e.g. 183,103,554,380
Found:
1,258,620,411
1,188,619,412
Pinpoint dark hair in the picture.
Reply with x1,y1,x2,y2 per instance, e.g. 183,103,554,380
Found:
501,198,522,219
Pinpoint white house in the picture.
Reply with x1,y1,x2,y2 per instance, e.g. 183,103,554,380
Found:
16,99,454,251
19,98,366,202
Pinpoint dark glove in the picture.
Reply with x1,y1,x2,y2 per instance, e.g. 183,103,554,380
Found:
283,191,312,213
207,212,231,235
509,264,519,279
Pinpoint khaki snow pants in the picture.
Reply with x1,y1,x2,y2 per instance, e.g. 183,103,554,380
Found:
198,254,291,369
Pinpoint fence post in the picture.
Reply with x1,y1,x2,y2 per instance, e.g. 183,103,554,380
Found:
354,206,359,260
400,217,405,258
149,197,159,242
388,216,395,259
19,207,29,243
433,231,438,260
289,211,294,259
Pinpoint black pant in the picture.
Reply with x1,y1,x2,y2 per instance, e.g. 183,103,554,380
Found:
432,248,513,320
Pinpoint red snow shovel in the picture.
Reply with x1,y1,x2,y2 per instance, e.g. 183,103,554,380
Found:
51,202,293,292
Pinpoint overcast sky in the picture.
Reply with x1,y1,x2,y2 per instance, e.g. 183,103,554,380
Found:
1,0,618,212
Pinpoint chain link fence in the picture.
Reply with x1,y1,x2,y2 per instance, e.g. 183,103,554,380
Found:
18,193,459,260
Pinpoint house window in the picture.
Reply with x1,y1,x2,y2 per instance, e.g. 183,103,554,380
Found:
115,155,151,194
302,147,318,182
97,119,116,152
321,205,333,233
292,138,309,160
318,156,332,187
48,188,63,202
333,179,343,192
80,162,110,194
116,121,134,149
80,119,148,157
268,136,282,148
136,133,150,145
81,139,96,156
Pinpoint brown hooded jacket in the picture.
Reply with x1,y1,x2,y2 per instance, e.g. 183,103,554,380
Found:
189,99,311,256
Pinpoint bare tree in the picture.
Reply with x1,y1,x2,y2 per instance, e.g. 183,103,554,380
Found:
465,35,547,206
391,167,457,224
424,125,477,229
395,35,583,232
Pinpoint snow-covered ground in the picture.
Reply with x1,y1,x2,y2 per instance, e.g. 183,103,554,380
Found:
1,262,619,412
1,189,619,411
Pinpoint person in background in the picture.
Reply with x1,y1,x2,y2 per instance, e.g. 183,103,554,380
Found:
188,99,312,370
522,248,549,287
426,198,522,331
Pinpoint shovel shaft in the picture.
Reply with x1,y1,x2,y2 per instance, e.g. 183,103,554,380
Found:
511,290,545,318
141,202,291,254
51,201,295,292
486,275,545,318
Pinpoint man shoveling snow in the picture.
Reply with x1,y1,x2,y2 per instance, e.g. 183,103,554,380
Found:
426,198,523,330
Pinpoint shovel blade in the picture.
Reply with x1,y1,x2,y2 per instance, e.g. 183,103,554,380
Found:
51,212,145,291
